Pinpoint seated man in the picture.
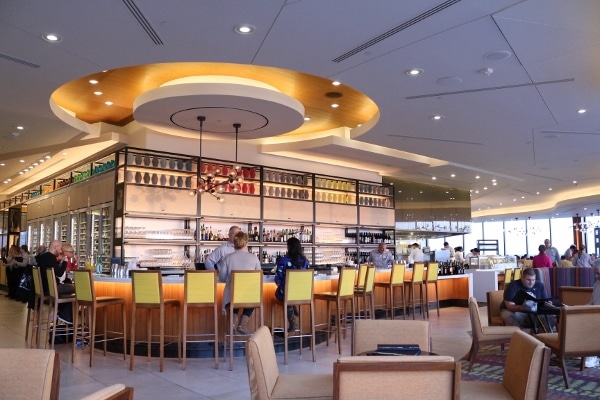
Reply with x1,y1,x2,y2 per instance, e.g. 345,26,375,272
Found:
500,267,556,331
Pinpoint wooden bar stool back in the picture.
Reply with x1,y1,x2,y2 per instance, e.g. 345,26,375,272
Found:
513,267,522,281
45,268,76,349
226,270,263,371
270,269,316,364
501,268,513,290
424,262,440,318
130,270,181,372
182,270,218,370
71,270,127,367
408,262,426,320
30,266,51,348
374,263,406,319
355,264,367,290
354,266,375,320
314,267,356,354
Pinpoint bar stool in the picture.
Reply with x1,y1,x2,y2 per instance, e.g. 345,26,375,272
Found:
373,263,406,319
500,268,513,290
29,266,51,348
513,267,522,281
130,270,181,372
71,269,127,367
407,262,425,320
355,264,367,290
354,265,375,320
225,270,263,371
271,269,316,364
45,268,76,349
423,262,440,318
314,267,356,354
182,270,218,370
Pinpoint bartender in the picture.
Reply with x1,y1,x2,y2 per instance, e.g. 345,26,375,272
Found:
368,243,394,269
408,243,424,268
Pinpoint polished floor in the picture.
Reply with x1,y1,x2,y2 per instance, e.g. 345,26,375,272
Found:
0,292,473,399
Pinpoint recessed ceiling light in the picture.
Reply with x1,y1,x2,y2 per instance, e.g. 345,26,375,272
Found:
430,115,444,120
18,172,23,175
62,152,68,155
332,81,341,86
499,203,503,206
484,187,488,190
234,24,255,34
45,155,51,159
304,117,311,121
493,182,497,186
475,190,479,194
105,101,113,106
536,192,540,195
450,174,455,177
331,103,339,108
573,180,578,184
94,91,103,96
521,196,525,199
548,188,553,191
16,126,24,130
406,68,423,76
19,159,24,163
578,109,587,114
33,162,38,166
89,79,99,85
0,163,4,166
475,175,480,179
432,177,436,180
39,159,44,163
43,33,62,42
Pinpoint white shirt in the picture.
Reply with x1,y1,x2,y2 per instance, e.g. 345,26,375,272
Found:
408,248,424,264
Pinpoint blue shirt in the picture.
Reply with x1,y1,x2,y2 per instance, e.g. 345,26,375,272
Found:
275,255,310,301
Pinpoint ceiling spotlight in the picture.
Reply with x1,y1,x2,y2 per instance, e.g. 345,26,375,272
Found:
43,33,62,42
573,180,578,184
406,68,423,76
16,126,24,130
304,117,311,121
430,115,444,120
450,174,455,177
45,155,51,159
234,24,255,34
105,101,113,105
475,175,480,179
94,91,103,96
332,81,341,86
578,109,587,114
19,159,24,163
89,79,99,85
432,177,436,180
0,163,5,166
331,103,339,108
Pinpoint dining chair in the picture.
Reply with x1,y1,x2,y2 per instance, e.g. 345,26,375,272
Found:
351,319,431,356
45,268,76,349
486,290,505,326
29,266,51,348
423,262,439,318
353,265,375,320
407,263,425,319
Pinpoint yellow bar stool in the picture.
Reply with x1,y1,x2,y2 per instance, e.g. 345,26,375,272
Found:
500,268,513,290
182,270,218,370
407,262,426,320
355,264,367,290
270,269,316,364
314,267,356,354
45,268,76,349
423,262,440,318
225,270,263,371
71,269,127,367
373,263,406,319
354,265,375,320
513,267,522,281
130,270,181,372
29,266,51,348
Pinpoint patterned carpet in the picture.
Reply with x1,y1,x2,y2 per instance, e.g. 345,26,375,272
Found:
461,345,600,399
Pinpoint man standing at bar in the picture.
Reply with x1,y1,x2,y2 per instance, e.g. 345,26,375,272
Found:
544,239,560,267
408,243,424,268
204,226,240,271
368,242,394,269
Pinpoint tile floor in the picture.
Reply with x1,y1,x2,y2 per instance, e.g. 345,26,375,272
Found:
0,293,474,399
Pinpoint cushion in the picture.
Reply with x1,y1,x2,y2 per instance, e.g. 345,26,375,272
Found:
271,375,333,400
461,381,512,400
0,348,57,399
80,384,127,400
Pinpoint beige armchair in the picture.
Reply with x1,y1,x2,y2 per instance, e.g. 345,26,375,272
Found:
535,305,600,388
559,286,593,305
0,348,60,400
467,297,520,371
334,355,460,400
486,290,505,326
461,330,550,400
351,319,431,356
80,384,134,400
246,326,333,400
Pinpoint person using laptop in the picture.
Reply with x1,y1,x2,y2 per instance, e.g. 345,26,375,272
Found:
500,267,556,330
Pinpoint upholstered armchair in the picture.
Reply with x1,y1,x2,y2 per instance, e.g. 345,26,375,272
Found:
246,326,333,400
334,355,460,400
0,348,60,400
351,319,431,356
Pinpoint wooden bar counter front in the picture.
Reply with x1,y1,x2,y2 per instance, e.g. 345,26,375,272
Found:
93,269,471,356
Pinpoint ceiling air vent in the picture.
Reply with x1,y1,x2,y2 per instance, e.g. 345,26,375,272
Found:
122,0,164,45
332,0,461,63
0,53,40,68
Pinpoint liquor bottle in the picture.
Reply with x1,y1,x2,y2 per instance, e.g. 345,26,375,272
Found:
95,255,103,275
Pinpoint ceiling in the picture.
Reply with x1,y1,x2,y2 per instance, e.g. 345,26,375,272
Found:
2,0,600,222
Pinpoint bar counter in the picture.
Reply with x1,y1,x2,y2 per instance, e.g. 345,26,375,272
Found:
93,269,471,345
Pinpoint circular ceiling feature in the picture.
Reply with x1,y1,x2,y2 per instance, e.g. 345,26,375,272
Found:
134,77,305,139
484,50,512,61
